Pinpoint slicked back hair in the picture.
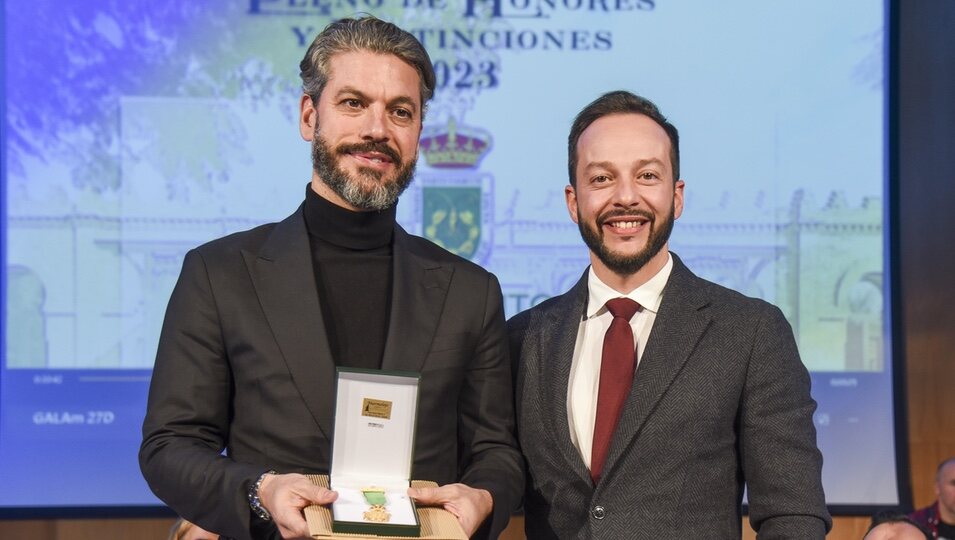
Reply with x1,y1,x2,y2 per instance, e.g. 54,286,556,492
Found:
299,16,436,117
567,90,680,187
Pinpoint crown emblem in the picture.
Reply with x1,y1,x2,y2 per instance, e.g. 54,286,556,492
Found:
420,117,492,169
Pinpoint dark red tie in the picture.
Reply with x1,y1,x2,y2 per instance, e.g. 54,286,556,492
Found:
591,297,641,484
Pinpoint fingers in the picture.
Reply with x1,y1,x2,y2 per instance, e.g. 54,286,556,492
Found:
272,504,310,539
408,484,493,537
259,473,339,539
407,485,444,504
261,473,338,507
303,483,339,505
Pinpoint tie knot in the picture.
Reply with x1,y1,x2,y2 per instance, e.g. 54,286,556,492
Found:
605,297,640,320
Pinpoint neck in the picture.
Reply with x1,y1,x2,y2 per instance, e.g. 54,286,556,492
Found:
590,247,670,294
939,500,955,524
303,182,395,250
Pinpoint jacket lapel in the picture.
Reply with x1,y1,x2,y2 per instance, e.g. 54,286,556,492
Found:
600,254,713,481
380,226,452,372
539,271,593,486
242,205,337,439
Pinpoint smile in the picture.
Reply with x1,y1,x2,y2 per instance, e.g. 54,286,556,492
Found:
602,217,650,234
350,152,394,165
348,152,394,171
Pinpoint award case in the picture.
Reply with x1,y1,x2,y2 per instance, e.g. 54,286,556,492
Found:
330,368,421,537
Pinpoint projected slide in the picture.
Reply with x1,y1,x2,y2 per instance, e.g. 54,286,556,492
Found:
2,1,893,509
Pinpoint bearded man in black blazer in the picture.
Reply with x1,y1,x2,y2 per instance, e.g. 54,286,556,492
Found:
508,91,831,539
140,17,521,540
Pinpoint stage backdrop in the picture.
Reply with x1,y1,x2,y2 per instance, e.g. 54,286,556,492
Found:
1,0,897,511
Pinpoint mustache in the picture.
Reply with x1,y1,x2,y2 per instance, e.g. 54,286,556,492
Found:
335,141,401,164
596,208,655,227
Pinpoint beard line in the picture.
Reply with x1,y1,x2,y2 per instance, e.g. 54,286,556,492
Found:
578,204,675,276
311,135,416,211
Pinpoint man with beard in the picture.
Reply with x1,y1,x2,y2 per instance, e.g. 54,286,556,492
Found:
507,91,830,539
140,17,522,540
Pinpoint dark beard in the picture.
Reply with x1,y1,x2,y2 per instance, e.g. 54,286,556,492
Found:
577,204,675,276
311,135,416,211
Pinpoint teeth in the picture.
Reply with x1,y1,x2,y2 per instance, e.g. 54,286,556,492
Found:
612,221,639,229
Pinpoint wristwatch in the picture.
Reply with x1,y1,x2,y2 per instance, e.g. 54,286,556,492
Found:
247,470,276,521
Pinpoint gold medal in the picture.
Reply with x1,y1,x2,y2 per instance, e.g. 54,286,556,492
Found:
363,504,390,522
361,487,390,523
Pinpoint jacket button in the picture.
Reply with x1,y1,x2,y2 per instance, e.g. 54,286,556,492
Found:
591,505,605,520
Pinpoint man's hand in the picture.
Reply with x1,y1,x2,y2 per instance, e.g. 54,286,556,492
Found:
258,473,338,540
408,483,493,538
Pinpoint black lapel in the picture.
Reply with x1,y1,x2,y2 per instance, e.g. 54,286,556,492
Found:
241,205,336,439
539,270,593,486
380,227,452,372
601,254,713,481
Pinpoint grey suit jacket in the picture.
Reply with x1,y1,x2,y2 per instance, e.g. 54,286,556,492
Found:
507,254,831,539
140,205,522,540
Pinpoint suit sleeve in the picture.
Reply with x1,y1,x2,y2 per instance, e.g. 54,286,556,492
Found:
741,304,832,539
139,249,266,540
456,273,525,538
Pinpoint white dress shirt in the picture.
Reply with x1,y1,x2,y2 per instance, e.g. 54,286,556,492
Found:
567,253,673,470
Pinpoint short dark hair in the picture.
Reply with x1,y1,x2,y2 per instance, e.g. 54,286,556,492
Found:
567,90,679,187
299,16,436,116
866,511,931,539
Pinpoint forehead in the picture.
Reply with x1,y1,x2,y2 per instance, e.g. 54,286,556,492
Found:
940,462,955,481
576,113,672,168
323,50,421,105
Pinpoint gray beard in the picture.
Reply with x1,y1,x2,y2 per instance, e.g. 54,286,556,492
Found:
311,135,416,211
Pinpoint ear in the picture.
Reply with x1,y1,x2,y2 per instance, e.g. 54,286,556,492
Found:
565,185,580,224
673,179,686,220
299,94,317,141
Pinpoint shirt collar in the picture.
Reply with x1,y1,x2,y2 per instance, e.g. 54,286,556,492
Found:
303,183,396,250
585,253,673,319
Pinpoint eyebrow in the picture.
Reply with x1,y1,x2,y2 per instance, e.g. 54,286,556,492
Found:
583,158,667,172
582,160,617,172
335,87,419,115
629,158,667,171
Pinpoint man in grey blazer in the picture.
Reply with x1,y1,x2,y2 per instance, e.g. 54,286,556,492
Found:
141,17,521,540
508,91,831,539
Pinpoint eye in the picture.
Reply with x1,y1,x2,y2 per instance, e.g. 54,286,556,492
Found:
341,98,362,109
592,174,611,184
638,171,660,182
393,107,413,120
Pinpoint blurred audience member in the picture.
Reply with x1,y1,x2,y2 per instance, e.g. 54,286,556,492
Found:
865,511,932,540
168,517,219,540
910,457,955,539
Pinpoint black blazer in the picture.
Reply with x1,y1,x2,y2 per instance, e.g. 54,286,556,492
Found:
140,205,522,540
508,254,831,539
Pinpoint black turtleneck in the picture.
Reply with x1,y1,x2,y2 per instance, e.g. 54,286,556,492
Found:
303,185,394,370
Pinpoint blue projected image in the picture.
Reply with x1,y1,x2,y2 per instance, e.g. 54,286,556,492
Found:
2,0,893,510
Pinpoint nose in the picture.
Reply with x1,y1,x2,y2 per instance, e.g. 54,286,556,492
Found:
360,105,389,142
611,178,641,208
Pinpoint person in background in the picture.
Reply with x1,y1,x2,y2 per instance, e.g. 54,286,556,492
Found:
910,457,955,539
865,511,932,540
169,518,220,540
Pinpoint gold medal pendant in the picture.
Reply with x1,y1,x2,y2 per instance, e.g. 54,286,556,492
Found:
361,487,391,523
363,503,391,523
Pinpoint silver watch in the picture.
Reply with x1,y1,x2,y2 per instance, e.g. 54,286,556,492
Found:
247,470,276,521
